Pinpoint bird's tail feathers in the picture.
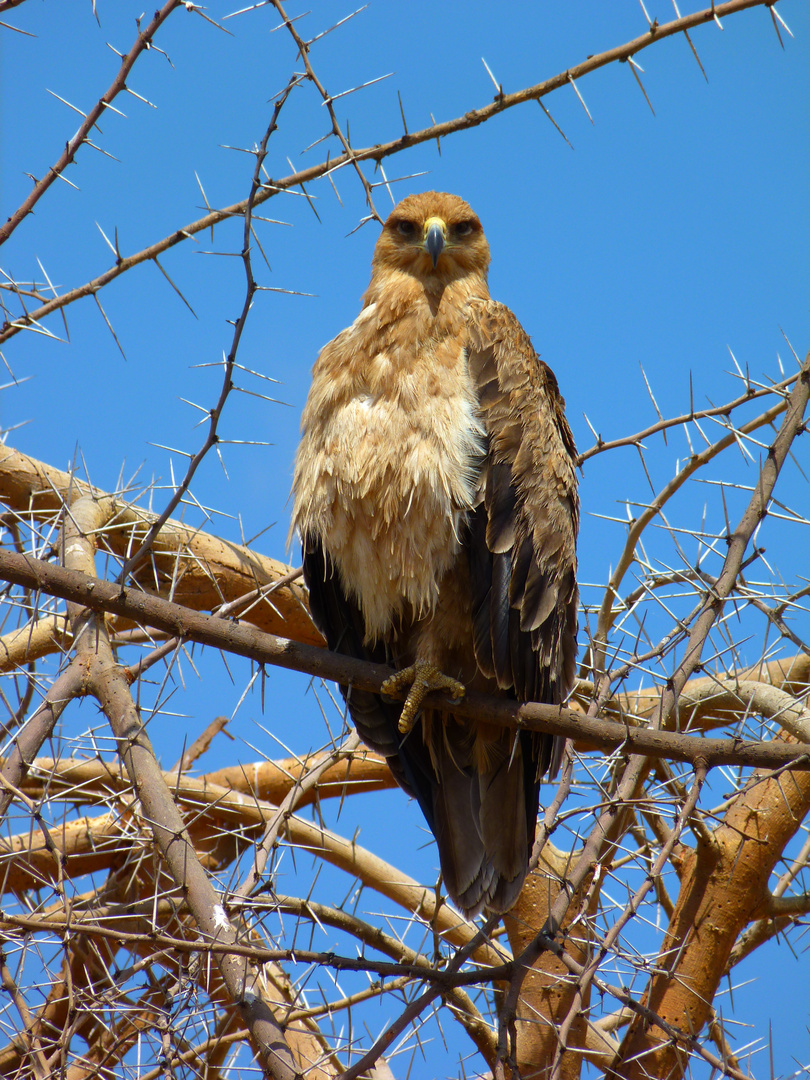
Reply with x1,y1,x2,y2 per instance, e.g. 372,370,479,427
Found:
431,718,537,918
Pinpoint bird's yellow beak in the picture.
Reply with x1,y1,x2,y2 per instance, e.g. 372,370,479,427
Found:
424,216,447,268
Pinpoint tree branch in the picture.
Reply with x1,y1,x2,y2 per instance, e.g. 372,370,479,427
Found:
0,1,184,247
0,0,777,345
0,547,807,772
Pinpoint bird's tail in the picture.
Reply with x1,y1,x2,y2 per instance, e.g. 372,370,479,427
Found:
427,716,545,918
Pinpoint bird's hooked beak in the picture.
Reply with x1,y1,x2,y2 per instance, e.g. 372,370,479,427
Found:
424,216,446,268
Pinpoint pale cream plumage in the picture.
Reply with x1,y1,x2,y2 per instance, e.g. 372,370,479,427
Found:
291,192,578,917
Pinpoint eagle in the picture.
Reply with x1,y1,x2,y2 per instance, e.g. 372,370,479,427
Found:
291,192,578,917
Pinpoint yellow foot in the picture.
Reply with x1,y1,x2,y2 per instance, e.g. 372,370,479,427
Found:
381,661,466,735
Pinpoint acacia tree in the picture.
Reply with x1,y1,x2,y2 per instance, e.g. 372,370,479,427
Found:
0,2,807,1078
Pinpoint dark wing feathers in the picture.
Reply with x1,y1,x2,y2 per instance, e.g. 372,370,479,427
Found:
469,506,495,680
522,563,555,632
434,298,578,914
466,298,579,726
485,462,517,553
489,551,513,688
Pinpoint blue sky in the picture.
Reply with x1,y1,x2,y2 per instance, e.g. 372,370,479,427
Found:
2,1,809,1075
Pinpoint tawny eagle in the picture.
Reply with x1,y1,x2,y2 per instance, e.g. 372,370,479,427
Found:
291,192,578,917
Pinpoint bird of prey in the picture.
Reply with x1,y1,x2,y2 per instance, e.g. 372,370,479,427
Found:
291,192,578,917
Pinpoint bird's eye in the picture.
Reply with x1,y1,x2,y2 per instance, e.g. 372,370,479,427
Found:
453,221,474,237
396,220,416,237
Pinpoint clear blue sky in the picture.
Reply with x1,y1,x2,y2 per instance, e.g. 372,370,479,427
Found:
2,2,809,1075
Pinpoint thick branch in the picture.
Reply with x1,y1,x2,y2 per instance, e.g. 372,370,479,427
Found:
0,445,317,646
611,737,810,1078
0,547,807,772
62,497,302,1080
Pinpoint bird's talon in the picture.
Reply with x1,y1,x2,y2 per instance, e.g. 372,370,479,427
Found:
381,661,466,735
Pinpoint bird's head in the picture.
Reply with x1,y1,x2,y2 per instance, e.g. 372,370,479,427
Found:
371,192,491,285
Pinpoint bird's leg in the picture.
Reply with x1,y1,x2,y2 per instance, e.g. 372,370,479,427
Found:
381,660,466,734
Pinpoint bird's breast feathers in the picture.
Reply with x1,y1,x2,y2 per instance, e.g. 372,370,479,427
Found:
292,296,484,640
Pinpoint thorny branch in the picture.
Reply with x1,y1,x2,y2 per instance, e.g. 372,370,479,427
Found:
0,3,807,1077
269,0,382,221
589,392,792,676
652,351,810,732
118,76,300,583
0,545,807,772
0,0,782,344
61,497,302,1079
548,761,709,1080
0,1,185,247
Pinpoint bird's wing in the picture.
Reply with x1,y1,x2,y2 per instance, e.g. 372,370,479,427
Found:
465,298,579,769
416,297,581,917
